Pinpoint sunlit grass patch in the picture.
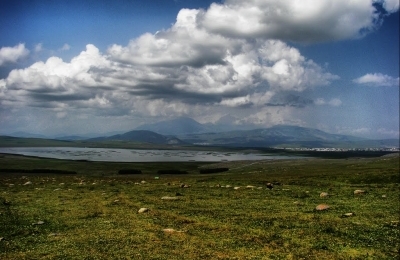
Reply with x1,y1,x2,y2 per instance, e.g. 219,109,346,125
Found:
0,154,399,259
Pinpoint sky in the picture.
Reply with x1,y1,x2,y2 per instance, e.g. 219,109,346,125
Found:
0,0,399,139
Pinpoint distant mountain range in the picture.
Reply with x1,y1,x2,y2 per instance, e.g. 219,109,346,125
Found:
1,117,398,149
88,130,186,145
176,125,400,148
134,116,253,135
135,117,209,135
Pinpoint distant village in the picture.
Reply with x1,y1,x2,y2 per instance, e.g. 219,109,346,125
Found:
279,147,400,152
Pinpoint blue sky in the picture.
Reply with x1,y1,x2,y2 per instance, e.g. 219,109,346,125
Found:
0,0,399,139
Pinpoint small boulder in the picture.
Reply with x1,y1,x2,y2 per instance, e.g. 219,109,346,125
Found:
161,196,179,200
138,208,149,213
266,183,274,190
315,204,330,211
162,228,185,233
354,189,366,195
320,192,330,198
341,212,355,218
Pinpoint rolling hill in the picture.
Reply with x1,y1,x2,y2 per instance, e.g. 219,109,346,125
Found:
177,125,398,148
88,130,186,145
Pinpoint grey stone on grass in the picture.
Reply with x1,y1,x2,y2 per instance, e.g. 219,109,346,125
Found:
354,189,366,195
161,196,179,200
341,212,355,218
320,192,330,198
162,228,185,233
138,208,149,213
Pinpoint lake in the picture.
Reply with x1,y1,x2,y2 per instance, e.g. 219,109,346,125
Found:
0,147,301,162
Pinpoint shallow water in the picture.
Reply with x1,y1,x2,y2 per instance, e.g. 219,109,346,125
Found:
0,147,301,162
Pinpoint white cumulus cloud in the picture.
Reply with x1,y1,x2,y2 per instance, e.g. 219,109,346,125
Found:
315,98,342,106
201,0,398,43
353,73,400,87
0,43,29,66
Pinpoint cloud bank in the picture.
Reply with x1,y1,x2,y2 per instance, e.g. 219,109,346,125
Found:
0,0,398,135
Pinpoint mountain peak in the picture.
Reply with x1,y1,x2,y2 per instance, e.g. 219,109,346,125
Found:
135,117,208,135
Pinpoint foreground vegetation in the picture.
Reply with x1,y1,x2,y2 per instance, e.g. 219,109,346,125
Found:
0,153,399,259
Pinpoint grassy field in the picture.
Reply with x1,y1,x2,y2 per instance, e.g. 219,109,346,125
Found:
0,153,399,259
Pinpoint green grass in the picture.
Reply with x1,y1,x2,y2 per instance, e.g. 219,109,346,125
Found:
0,153,399,259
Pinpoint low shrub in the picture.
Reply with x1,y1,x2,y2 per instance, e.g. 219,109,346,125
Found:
199,168,229,174
157,170,188,175
118,169,142,174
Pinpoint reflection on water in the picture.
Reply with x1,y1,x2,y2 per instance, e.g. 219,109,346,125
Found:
0,147,299,162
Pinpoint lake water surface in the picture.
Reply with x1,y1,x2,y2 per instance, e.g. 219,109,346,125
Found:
0,147,301,162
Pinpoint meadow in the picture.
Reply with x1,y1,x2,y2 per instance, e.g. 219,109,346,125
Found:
0,153,399,259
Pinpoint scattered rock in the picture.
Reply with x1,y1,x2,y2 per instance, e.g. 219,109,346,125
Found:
382,195,387,198
246,185,255,189
225,185,232,188
315,204,330,211
138,208,149,213
141,180,147,184
23,181,32,186
162,228,185,233
266,183,274,190
320,192,330,198
8,184,14,187
161,196,179,200
0,237,3,241
233,187,241,190
48,233,61,237
32,221,45,225
354,189,366,195
341,212,355,218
